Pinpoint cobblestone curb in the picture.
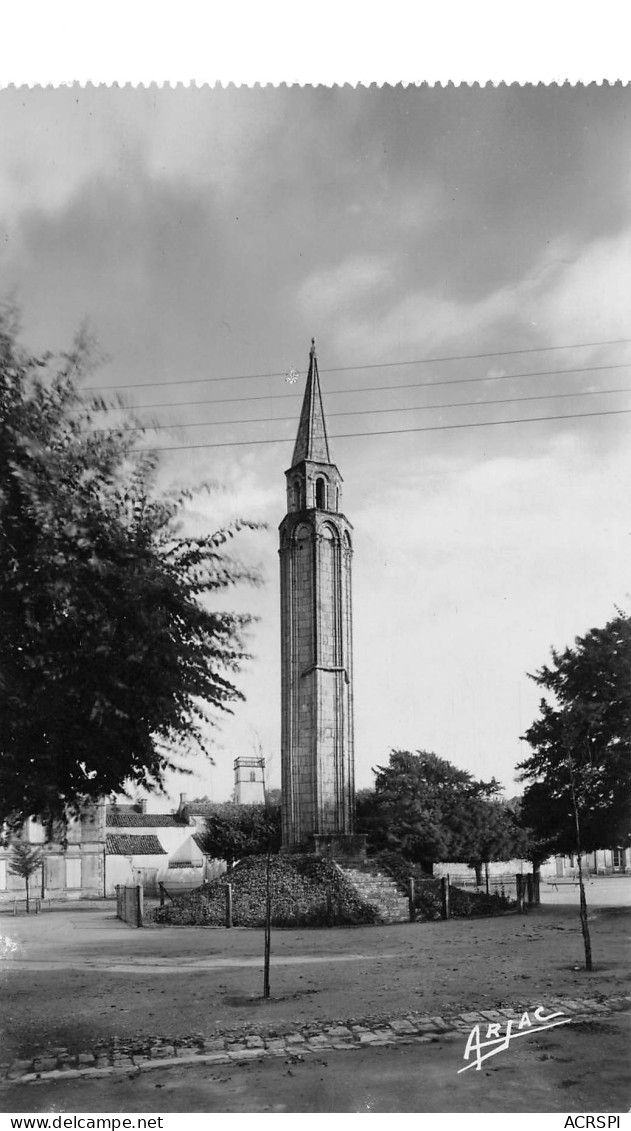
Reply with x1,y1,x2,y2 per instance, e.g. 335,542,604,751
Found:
4,995,629,1085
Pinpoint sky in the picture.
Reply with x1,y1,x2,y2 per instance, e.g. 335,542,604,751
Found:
1,84,630,807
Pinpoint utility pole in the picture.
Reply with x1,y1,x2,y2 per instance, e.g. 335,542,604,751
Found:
564,716,593,971
260,754,272,998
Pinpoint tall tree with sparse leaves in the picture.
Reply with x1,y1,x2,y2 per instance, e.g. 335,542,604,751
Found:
8,840,43,912
518,612,631,972
0,306,263,829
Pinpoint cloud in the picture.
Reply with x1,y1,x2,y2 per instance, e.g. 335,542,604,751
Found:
321,227,631,377
0,93,120,226
532,227,631,348
338,286,506,359
295,254,396,327
180,471,278,533
358,429,630,592
0,87,282,236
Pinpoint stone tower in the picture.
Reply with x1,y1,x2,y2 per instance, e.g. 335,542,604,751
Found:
279,339,364,856
233,757,266,805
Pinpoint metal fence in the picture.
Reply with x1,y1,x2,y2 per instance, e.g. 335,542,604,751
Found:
0,897,43,915
116,884,143,927
449,873,540,907
450,873,518,897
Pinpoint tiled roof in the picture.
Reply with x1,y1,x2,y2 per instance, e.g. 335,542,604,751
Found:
189,803,217,817
106,834,166,856
167,861,202,869
192,833,210,852
107,812,189,828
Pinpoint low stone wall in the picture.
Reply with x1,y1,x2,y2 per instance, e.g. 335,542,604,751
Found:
6,994,628,1083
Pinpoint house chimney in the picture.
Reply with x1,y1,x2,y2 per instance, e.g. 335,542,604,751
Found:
176,792,190,823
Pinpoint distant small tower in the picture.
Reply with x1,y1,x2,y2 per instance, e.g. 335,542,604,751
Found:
233,757,266,805
279,339,365,857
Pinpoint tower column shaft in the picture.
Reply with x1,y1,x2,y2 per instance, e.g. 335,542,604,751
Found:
280,523,354,847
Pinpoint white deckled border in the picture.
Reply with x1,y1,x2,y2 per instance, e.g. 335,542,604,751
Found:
1,0,630,88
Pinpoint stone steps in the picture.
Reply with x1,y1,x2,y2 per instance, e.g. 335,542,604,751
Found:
339,864,410,923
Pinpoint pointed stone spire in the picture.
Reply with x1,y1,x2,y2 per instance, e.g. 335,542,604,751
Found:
291,338,331,467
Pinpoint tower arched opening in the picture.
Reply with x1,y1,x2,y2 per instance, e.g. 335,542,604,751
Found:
315,477,326,509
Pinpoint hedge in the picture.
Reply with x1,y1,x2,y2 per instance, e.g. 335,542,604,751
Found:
377,852,514,918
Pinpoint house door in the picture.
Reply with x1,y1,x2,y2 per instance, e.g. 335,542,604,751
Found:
138,868,158,896
612,848,625,872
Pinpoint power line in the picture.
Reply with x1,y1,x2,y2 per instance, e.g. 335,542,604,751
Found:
91,361,631,415
83,336,631,392
92,385,631,435
136,406,631,454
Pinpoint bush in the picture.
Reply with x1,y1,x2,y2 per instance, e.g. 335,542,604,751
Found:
377,852,514,919
151,854,380,927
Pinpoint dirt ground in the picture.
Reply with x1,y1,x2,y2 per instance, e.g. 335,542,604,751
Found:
1,892,629,1063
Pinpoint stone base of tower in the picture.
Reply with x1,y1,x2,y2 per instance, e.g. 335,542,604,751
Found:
306,833,367,859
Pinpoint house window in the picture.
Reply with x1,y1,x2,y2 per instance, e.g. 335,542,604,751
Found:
27,818,45,844
249,771,256,782
315,478,326,509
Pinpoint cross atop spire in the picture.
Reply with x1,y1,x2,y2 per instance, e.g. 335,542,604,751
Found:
291,337,332,467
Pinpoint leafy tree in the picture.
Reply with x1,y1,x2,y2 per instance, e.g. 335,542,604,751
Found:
369,750,521,873
462,797,531,886
355,788,389,854
198,802,282,870
502,794,550,880
518,613,631,857
0,308,262,829
8,840,43,912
